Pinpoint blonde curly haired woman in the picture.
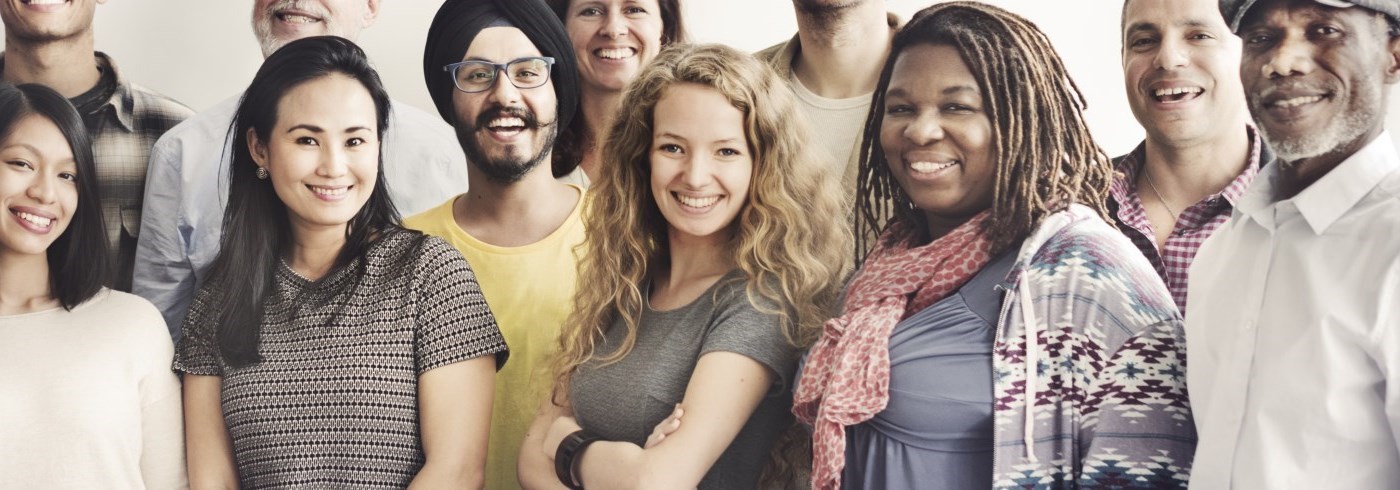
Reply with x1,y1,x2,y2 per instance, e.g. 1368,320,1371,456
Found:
516,43,849,489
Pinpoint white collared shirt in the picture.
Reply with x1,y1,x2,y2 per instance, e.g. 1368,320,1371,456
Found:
1186,132,1400,489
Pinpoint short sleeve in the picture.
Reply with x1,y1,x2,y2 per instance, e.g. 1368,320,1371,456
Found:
700,284,802,392
412,236,509,375
172,284,224,376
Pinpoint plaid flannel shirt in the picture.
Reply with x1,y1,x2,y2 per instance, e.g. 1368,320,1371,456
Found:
77,53,194,290
1108,127,1265,313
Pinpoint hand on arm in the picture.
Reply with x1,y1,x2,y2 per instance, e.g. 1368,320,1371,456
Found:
645,405,683,449
409,356,498,489
182,374,238,490
571,352,774,489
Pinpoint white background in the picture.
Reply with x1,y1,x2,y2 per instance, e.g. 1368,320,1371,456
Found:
5,0,1399,156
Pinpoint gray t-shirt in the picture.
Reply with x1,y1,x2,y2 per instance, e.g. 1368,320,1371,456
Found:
570,270,800,489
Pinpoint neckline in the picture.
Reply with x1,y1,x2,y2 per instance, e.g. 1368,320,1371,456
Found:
644,269,743,314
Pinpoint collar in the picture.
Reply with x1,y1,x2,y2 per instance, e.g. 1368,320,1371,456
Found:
92,52,136,132
1109,126,1264,218
0,52,134,131
1237,130,1399,233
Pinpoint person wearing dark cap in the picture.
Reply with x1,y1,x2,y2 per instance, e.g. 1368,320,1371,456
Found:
407,1,583,488
1186,0,1400,487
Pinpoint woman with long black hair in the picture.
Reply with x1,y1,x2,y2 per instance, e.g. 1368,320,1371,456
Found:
0,83,184,488
176,36,507,488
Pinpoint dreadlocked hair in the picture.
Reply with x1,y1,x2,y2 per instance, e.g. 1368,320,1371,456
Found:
854,1,1112,262
550,42,850,487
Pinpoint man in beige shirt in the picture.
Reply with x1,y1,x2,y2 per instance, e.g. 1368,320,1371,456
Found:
756,0,898,194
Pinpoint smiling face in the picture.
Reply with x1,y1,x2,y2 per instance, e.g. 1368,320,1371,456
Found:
453,27,560,185
1239,0,1400,163
248,74,379,237
649,83,753,244
0,0,102,43
250,0,378,58
1122,0,1247,145
0,114,77,259
880,43,996,238
564,0,665,93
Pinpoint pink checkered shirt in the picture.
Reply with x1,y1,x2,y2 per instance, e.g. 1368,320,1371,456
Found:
1108,128,1264,313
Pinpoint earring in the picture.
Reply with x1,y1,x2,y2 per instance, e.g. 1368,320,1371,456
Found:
255,166,269,180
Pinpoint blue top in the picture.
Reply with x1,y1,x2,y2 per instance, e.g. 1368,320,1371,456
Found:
841,245,1016,490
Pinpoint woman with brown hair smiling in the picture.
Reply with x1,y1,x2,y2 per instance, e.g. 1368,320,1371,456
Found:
517,43,848,489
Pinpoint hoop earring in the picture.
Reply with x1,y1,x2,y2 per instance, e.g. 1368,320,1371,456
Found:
256,166,269,180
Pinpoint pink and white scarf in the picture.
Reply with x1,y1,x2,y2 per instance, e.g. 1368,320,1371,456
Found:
793,212,994,490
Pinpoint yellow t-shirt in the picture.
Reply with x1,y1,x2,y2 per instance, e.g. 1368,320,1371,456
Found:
404,187,585,490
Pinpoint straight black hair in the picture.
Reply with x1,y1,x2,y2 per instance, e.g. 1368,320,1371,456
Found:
207,36,404,367
0,83,110,309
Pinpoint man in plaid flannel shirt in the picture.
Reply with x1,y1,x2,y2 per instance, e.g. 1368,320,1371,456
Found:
1111,0,1270,313
0,0,193,292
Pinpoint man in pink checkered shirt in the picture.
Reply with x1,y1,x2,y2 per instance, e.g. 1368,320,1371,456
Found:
1111,0,1272,312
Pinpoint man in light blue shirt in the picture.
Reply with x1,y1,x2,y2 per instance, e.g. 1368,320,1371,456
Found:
133,0,468,338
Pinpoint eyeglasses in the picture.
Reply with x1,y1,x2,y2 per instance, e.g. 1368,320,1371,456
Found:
443,56,556,93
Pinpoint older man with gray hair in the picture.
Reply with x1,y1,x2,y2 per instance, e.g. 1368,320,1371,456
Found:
1186,0,1400,487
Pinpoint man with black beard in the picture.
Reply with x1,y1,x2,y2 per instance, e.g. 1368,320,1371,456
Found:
407,0,582,487
1186,0,1400,487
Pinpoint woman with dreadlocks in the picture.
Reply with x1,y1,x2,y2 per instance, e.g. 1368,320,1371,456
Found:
791,3,1195,489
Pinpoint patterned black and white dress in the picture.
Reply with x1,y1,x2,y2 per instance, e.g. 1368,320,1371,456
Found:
175,229,508,488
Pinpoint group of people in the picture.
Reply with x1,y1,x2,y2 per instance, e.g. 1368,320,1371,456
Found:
0,0,1397,489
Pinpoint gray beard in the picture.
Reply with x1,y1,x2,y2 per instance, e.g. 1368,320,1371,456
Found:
1256,82,1381,165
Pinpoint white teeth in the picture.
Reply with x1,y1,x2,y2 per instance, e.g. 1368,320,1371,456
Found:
24,0,67,5
489,117,525,129
676,194,720,208
279,13,318,24
16,211,52,228
311,186,347,197
910,161,956,173
1153,87,1204,97
1274,95,1324,108
596,48,636,60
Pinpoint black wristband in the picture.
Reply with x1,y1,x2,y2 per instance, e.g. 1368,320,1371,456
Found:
555,429,601,489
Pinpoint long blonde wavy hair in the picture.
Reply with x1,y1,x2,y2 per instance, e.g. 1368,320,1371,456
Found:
552,42,850,398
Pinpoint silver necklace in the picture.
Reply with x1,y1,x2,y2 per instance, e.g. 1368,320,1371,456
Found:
1144,169,1179,217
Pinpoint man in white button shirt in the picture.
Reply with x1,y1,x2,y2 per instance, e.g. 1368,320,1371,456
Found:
1187,0,1400,487
132,0,469,338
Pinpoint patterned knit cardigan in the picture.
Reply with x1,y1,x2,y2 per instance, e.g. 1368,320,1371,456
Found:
989,204,1195,488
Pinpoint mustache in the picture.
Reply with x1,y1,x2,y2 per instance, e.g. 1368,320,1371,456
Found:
473,105,555,131
263,0,329,20
1143,70,1205,88
1256,79,1333,100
